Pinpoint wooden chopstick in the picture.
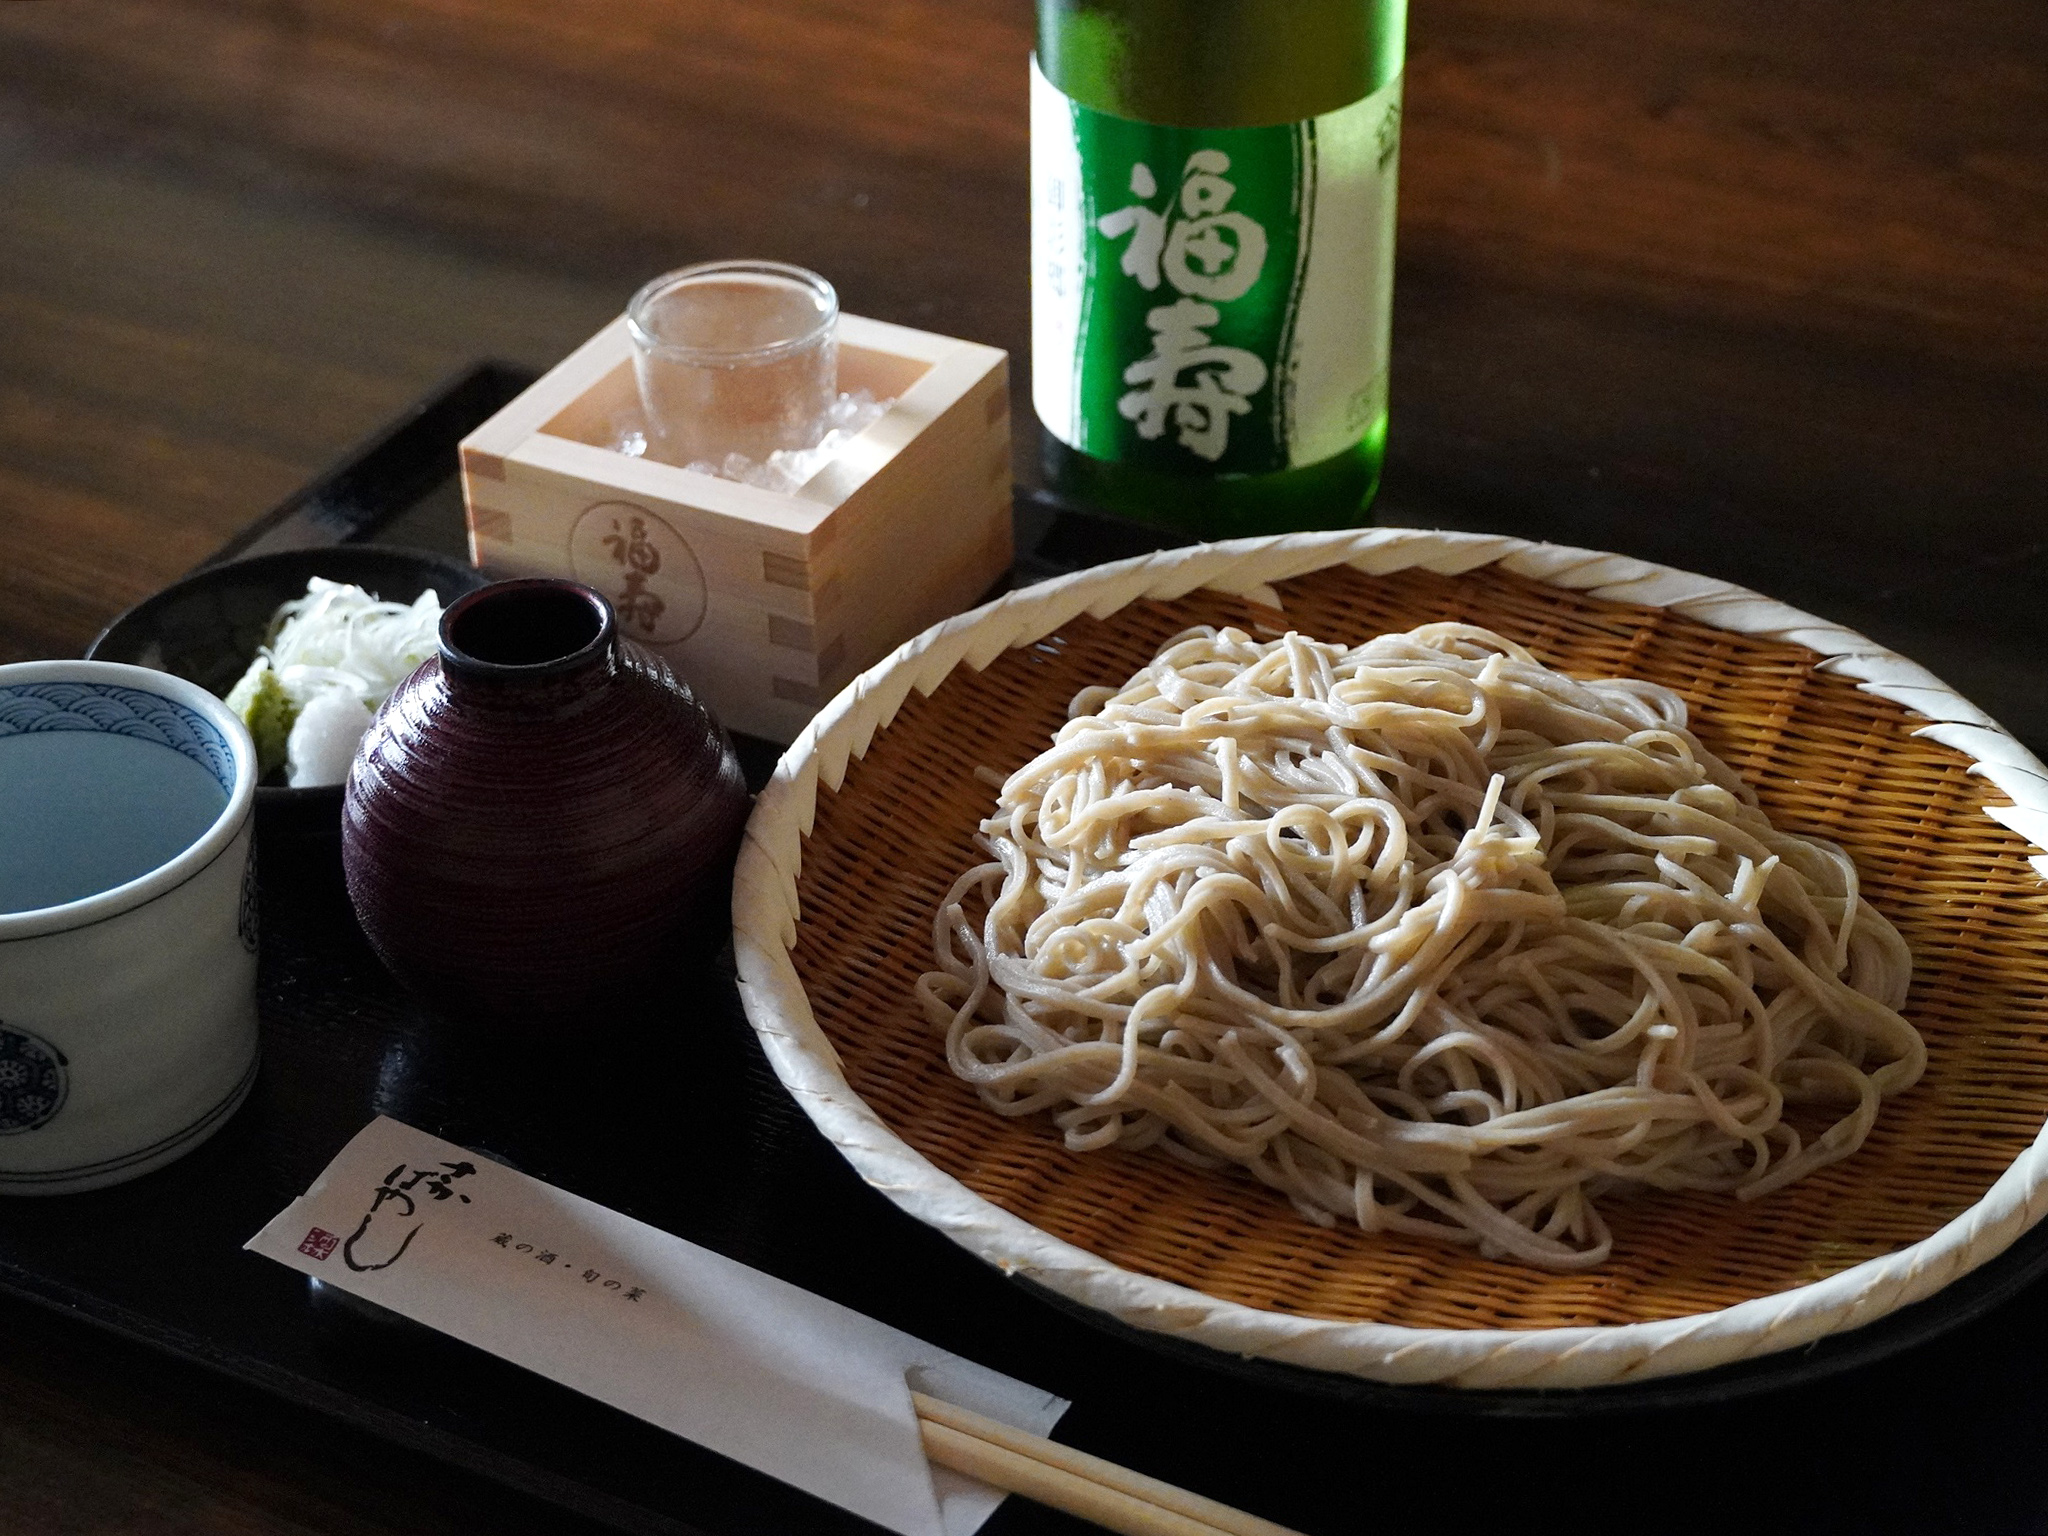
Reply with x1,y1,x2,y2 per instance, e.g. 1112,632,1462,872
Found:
911,1391,1306,1536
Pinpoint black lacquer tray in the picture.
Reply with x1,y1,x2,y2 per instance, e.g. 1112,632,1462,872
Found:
8,364,2048,1535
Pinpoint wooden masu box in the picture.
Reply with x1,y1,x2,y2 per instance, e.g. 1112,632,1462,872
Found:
458,314,1011,743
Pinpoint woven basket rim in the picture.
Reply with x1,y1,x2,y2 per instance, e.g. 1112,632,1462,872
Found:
731,527,2048,1389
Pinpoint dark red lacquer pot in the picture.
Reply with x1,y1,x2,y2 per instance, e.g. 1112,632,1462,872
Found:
342,579,750,1019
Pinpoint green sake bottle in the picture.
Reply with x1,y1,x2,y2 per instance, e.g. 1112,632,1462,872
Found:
1031,0,1408,538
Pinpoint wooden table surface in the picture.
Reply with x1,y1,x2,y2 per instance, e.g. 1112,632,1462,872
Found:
2,1,2045,1530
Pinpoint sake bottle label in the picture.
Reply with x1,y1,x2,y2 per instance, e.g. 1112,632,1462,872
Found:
1031,58,1401,475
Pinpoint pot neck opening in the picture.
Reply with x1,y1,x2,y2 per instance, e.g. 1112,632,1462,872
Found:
440,581,616,687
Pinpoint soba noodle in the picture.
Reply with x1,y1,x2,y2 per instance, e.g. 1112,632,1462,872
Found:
916,623,1923,1270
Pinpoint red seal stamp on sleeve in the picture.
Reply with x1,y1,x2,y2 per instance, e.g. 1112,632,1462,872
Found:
298,1227,339,1261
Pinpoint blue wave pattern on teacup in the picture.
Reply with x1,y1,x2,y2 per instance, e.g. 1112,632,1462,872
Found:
0,683,237,794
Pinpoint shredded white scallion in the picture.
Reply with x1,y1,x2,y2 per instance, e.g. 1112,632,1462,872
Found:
264,579,443,710
223,578,443,786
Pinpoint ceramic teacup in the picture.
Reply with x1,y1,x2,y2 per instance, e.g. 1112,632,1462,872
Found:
0,660,260,1194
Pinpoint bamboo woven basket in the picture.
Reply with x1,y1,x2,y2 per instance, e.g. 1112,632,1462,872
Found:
732,528,2048,1389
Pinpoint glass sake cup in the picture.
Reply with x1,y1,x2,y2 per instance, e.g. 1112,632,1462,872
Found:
626,261,840,469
